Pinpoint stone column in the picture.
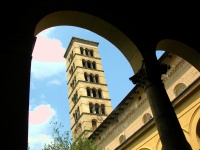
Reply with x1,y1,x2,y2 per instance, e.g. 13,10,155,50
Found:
130,56,192,150
0,36,36,149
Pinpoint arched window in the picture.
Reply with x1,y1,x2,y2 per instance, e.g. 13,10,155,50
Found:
80,47,84,54
174,83,187,96
101,104,105,115
196,119,200,143
95,104,100,114
143,113,153,124
87,60,91,68
92,88,97,97
92,61,96,70
82,60,86,68
90,74,94,82
84,73,88,81
85,48,89,56
95,75,99,83
89,103,94,113
86,87,91,96
98,89,102,98
119,135,126,144
90,50,94,57
92,119,97,130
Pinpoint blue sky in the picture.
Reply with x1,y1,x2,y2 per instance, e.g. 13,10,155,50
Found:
28,26,164,149
28,26,137,149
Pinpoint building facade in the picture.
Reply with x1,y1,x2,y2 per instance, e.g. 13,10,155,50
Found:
64,37,113,141
88,52,200,150
64,37,200,150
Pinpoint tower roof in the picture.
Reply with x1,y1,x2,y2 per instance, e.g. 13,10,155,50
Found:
64,37,99,58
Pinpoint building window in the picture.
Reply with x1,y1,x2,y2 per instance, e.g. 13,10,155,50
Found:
80,47,84,54
86,87,91,96
89,103,94,113
84,73,88,81
143,113,153,124
82,59,86,68
90,74,94,82
85,48,89,56
98,89,102,98
92,119,97,130
90,50,94,57
174,83,187,96
95,75,99,83
92,61,96,70
92,88,97,97
95,104,100,114
101,104,105,114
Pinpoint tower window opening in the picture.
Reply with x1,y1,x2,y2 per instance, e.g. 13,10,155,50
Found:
98,89,102,98
90,50,94,57
85,48,89,56
92,88,97,97
89,103,94,113
101,104,105,114
95,104,100,114
87,61,91,68
92,61,96,70
86,87,91,96
95,75,99,83
82,60,86,68
92,120,97,130
80,47,84,54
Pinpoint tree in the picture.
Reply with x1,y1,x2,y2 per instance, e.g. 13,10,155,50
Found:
42,121,97,150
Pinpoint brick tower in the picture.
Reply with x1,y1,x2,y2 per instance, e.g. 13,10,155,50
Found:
64,37,113,141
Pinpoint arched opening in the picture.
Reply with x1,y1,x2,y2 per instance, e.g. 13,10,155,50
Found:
196,119,200,144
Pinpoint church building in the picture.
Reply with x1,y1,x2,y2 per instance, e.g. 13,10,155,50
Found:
64,37,200,150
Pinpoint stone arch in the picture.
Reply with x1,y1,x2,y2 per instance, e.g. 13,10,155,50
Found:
138,148,151,150
34,10,142,74
188,105,200,148
156,39,200,71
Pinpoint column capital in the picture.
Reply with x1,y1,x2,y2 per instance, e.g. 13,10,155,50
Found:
129,60,169,89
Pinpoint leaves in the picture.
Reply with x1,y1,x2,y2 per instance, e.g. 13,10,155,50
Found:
42,121,97,150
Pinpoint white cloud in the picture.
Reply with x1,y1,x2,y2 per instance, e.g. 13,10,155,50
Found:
37,27,56,37
31,61,66,79
47,79,62,85
28,104,57,150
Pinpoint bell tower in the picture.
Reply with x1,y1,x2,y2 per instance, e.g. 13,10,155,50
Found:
64,37,113,141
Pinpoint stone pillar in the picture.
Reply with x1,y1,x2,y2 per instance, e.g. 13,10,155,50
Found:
0,36,36,149
130,56,192,150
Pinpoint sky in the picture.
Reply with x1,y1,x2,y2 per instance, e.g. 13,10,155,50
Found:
28,26,164,150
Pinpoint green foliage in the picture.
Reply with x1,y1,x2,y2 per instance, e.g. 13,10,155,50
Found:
42,121,97,150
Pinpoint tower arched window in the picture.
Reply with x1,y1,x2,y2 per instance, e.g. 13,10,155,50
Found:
90,74,94,82
90,50,94,57
77,107,80,119
80,47,84,54
174,83,187,96
86,87,91,96
101,104,105,115
92,88,97,97
89,103,94,113
98,89,102,98
85,48,89,56
84,73,88,81
82,60,86,68
87,61,91,68
92,119,97,130
95,75,99,83
95,104,100,114
92,61,96,70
